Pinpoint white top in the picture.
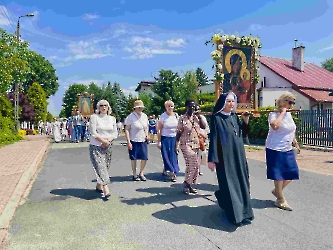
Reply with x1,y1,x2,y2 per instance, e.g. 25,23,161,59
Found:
89,114,118,146
116,122,122,129
125,112,148,142
158,112,179,137
265,112,296,152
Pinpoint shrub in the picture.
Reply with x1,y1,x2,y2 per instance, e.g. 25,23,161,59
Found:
25,129,34,135
198,93,215,104
33,129,38,135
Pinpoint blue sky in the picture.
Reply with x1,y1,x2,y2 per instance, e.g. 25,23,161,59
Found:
1,0,333,115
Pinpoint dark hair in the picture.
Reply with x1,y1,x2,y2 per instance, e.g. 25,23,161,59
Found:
230,54,242,66
185,99,195,107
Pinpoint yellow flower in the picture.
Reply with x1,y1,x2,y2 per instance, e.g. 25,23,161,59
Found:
212,34,222,44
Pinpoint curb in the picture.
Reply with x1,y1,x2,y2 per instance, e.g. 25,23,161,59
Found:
0,140,50,248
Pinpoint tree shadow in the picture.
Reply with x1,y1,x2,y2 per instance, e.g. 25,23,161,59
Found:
152,204,239,233
50,188,102,201
108,172,185,183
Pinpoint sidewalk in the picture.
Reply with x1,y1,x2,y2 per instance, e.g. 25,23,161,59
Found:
245,146,333,176
0,135,50,249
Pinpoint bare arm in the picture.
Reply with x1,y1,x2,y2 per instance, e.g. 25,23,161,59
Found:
157,121,163,147
270,108,286,130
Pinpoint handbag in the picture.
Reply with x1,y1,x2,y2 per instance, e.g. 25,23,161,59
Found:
191,119,205,151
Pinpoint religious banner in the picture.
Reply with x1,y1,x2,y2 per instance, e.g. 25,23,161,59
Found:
77,92,94,116
207,34,261,112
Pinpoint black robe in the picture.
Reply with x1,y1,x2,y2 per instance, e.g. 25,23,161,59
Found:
208,111,254,224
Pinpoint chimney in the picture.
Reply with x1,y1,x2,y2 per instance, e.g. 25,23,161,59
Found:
292,46,305,71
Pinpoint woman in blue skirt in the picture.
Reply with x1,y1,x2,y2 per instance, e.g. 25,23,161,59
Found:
125,100,149,181
157,100,180,182
266,92,301,211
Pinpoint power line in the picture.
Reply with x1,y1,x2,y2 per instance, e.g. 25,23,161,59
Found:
0,3,16,33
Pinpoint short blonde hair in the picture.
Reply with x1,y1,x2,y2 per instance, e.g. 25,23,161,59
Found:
164,100,174,109
96,99,112,115
276,92,296,108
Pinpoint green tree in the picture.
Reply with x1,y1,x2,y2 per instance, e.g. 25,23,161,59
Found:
102,82,116,112
151,70,183,115
138,92,153,115
196,67,209,86
181,71,199,103
125,96,137,118
26,82,47,125
62,83,88,117
88,82,103,109
23,51,59,98
112,82,128,118
46,112,54,122
321,58,333,72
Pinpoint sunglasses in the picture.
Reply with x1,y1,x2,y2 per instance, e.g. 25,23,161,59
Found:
99,104,108,107
168,106,174,108
288,101,296,105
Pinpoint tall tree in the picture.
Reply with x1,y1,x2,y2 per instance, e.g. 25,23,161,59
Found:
102,82,116,112
112,82,128,119
138,92,153,115
26,82,47,125
321,58,333,72
62,83,88,117
196,67,209,86
88,82,104,109
125,96,137,118
23,51,59,98
181,71,199,103
151,70,183,115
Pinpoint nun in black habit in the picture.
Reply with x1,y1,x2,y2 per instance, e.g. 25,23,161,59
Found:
208,92,254,226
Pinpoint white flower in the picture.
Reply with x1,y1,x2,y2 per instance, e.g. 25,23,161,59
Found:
235,37,241,43
248,40,252,46
218,44,224,50
221,35,227,42
230,35,235,40
217,64,223,70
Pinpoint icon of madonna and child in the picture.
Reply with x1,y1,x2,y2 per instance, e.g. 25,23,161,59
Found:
222,48,253,105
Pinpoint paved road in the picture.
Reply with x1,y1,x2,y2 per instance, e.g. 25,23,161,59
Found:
5,137,333,250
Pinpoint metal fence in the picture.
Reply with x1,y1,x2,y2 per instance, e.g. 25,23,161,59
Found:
296,109,333,148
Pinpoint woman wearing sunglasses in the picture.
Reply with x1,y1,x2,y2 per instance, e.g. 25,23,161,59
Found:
89,100,118,201
265,92,300,211
157,100,180,182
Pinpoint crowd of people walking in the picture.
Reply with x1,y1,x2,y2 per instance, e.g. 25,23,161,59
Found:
52,91,300,227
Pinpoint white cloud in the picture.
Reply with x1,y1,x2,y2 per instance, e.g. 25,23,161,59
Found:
124,36,184,59
82,13,99,20
166,38,186,48
122,85,138,96
250,24,263,31
319,44,333,52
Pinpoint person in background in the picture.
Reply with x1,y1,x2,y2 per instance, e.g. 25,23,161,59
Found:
175,100,207,194
157,100,180,182
195,105,209,176
265,92,300,211
116,119,123,136
69,111,77,143
148,115,157,143
81,117,87,142
44,122,48,135
124,100,149,181
73,110,83,143
52,118,62,143
61,118,68,141
85,117,90,141
38,120,44,135
89,100,118,201
208,92,254,226
67,117,71,141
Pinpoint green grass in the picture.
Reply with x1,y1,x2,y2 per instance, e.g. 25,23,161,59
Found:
245,145,263,151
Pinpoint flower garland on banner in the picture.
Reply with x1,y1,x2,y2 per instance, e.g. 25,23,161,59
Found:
206,33,262,88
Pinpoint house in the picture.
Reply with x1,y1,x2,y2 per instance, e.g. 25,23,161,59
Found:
258,46,333,110
135,80,155,94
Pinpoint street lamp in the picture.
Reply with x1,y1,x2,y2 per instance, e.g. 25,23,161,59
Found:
14,13,34,130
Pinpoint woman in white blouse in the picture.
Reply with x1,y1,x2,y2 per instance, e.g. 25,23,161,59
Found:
266,92,301,211
157,100,180,182
89,100,118,201
125,100,149,181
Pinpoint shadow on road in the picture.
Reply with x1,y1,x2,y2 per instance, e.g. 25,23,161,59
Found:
50,188,102,201
152,204,239,233
108,172,185,183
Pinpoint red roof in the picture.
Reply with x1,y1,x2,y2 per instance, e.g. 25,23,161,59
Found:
260,56,333,102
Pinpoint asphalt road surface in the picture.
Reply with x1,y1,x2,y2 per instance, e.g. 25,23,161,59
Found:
6,136,333,250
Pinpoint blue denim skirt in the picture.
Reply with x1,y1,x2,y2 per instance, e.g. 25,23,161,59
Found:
129,141,148,160
266,148,299,180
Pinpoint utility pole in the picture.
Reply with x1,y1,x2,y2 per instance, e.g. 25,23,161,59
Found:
14,13,34,130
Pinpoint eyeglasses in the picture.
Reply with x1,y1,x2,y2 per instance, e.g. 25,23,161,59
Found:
288,101,296,105
168,106,174,108
99,104,108,107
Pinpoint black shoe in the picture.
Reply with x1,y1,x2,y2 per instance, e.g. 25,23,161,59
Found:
103,194,111,201
132,175,140,181
199,172,204,176
139,175,147,181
